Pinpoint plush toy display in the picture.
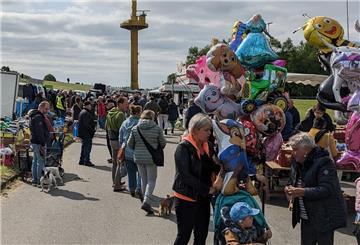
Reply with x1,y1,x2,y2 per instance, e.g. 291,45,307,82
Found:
236,14,278,69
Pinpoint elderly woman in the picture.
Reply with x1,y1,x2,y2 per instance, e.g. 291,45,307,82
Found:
127,110,166,214
285,132,346,245
173,113,220,245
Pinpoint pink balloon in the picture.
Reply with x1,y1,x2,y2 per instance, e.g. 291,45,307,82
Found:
263,132,283,161
272,59,287,67
194,56,221,88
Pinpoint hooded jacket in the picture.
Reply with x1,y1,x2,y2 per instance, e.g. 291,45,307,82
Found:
105,107,126,140
29,109,50,146
127,119,166,165
119,115,140,161
289,147,347,232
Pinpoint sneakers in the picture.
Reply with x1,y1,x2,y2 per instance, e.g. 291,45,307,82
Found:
141,202,154,214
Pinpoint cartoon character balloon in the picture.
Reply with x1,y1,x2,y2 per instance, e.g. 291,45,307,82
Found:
336,89,360,172
229,21,248,52
194,84,244,120
235,14,278,69
263,132,283,161
240,117,259,156
302,16,358,55
250,104,285,136
186,56,221,89
206,43,245,97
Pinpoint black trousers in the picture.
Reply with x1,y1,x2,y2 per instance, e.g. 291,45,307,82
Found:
174,197,210,245
301,219,334,245
80,137,92,163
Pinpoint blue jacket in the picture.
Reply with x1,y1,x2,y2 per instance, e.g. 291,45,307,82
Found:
119,116,140,161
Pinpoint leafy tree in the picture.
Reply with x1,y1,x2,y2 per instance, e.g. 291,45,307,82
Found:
43,74,56,81
166,73,177,85
1,66,10,71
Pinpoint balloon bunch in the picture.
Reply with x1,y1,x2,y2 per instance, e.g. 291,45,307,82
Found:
185,14,290,195
298,15,360,124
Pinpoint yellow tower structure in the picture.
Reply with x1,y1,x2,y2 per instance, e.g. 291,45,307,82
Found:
120,0,149,90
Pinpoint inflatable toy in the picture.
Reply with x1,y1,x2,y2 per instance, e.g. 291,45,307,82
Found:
186,56,221,89
239,117,258,156
263,132,283,161
229,21,247,52
236,14,278,69
250,104,285,136
194,84,244,120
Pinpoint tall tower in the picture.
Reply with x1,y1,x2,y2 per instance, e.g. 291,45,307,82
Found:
120,0,149,90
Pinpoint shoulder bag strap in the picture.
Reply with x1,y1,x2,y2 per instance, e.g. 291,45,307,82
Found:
137,127,155,152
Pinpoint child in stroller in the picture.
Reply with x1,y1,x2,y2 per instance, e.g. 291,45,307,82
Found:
214,191,272,245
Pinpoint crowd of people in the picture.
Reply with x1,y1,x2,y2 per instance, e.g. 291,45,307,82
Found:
27,88,355,245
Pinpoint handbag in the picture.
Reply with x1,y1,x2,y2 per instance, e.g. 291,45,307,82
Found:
137,127,164,166
119,163,127,178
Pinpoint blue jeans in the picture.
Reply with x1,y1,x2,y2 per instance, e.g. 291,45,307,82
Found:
125,159,141,192
31,144,45,184
80,137,92,163
98,117,106,129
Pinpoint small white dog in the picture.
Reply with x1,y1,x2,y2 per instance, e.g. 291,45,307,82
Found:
40,170,57,192
45,167,63,185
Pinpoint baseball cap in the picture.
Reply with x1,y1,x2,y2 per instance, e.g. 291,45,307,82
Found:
230,202,260,223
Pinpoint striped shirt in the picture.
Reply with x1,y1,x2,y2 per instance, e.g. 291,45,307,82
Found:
296,177,308,220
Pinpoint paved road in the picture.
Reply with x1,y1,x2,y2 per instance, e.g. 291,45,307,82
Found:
1,131,357,244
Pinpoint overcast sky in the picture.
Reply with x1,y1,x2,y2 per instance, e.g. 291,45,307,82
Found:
1,0,359,88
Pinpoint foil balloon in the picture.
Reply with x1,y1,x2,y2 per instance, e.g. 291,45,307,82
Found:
186,64,199,84
206,43,245,79
236,14,278,69
250,104,285,136
212,119,250,172
301,16,358,55
194,56,221,88
194,84,244,120
336,89,360,172
272,59,287,67
239,117,258,156
229,21,248,52
263,132,283,161
220,72,244,98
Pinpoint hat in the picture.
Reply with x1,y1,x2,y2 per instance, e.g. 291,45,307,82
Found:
230,202,260,223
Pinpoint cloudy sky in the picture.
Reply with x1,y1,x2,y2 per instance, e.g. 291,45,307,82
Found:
1,0,359,88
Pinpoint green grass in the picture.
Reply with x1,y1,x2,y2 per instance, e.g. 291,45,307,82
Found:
43,80,92,92
0,165,19,182
20,78,92,92
293,99,335,122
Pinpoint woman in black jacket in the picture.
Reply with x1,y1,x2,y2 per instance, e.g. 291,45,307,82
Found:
173,113,220,245
285,132,346,245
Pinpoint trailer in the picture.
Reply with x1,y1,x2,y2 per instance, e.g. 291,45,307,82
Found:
1,70,19,119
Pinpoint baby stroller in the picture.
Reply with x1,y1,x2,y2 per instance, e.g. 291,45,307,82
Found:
213,190,270,245
44,132,65,177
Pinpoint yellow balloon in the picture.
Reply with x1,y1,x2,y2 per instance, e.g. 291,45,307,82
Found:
303,16,344,53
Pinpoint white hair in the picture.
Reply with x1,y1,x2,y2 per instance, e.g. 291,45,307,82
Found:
289,132,317,150
188,113,211,133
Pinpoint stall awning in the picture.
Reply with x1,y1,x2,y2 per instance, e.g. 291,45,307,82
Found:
159,84,200,93
286,73,328,86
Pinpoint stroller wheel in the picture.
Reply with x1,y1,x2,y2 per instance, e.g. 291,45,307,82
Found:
59,167,65,177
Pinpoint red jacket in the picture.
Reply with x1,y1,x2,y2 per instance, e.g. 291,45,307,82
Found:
98,102,106,118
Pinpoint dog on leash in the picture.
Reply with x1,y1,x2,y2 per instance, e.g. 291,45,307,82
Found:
159,195,174,216
44,167,64,185
40,169,57,192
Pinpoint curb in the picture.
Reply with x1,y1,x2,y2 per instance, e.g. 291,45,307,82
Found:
0,139,75,191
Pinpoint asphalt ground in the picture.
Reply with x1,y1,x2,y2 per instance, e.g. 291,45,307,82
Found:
1,130,357,244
